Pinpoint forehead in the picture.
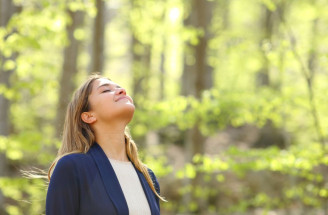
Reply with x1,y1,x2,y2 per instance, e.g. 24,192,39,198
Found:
94,78,112,86
91,78,115,91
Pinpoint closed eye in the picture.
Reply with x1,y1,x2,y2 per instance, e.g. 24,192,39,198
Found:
102,89,112,93
98,84,121,93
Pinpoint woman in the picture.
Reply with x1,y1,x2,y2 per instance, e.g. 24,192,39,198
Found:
46,74,164,215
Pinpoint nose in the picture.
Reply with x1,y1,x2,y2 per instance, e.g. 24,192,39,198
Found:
116,87,126,95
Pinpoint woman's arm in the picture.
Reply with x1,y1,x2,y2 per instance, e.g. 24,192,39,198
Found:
46,156,80,215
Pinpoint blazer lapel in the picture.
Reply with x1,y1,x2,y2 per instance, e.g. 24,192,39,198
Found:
134,166,160,215
89,143,129,215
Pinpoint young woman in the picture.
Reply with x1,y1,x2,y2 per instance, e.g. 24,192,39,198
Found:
46,75,164,215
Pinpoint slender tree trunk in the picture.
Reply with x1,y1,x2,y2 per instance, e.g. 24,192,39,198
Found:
131,37,151,103
55,10,84,138
256,5,274,87
306,12,328,215
129,0,152,150
253,4,289,149
0,0,20,213
181,1,213,97
130,34,151,149
214,0,230,210
89,0,106,74
181,0,214,213
159,39,166,100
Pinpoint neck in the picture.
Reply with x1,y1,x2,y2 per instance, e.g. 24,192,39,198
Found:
94,123,129,162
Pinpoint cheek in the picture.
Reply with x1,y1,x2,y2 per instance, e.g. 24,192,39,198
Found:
96,96,118,114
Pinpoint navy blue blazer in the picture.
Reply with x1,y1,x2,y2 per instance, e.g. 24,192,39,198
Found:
46,143,160,215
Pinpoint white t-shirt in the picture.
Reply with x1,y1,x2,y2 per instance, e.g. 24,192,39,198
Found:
108,158,151,215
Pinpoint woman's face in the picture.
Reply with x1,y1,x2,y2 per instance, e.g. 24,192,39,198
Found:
84,78,135,125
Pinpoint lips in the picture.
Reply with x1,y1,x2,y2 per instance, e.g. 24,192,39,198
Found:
116,96,132,103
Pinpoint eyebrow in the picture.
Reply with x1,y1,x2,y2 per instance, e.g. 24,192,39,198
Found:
97,83,121,90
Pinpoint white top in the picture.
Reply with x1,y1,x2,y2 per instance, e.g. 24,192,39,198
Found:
108,158,151,215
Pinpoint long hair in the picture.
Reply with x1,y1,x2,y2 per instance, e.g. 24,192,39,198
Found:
48,74,165,201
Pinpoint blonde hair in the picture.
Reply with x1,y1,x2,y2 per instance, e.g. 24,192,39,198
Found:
48,74,165,201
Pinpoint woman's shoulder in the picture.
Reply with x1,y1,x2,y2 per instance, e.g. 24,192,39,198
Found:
55,152,92,170
50,152,99,184
60,152,90,161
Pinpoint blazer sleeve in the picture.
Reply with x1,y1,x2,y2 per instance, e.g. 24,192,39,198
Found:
46,156,80,215
148,168,160,208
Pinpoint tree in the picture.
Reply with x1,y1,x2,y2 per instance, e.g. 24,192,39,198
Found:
89,0,106,74
181,0,214,213
253,2,287,149
55,9,85,138
0,0,21,213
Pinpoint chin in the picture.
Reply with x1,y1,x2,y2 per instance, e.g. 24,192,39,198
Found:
120,105,135,123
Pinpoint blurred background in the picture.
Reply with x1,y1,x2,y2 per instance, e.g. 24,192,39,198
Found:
1,0,328,214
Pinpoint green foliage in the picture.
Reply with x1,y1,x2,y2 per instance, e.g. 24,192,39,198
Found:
141,148,173,177
0,177,46,215
133,87,289,137
166,143,328,213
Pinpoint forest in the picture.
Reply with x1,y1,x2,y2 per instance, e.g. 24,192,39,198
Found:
1,0,328,214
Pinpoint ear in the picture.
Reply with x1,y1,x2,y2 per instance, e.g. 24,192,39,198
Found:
81,112,96,124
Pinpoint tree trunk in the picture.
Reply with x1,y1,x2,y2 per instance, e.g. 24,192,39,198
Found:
89,0,106,74
0,0,20,213
128,0,153,150
181,0,213,98
130,34,151,149
159,40,166,100
55,9,84,138
131,36,151,104
181,0,214,213
306,11,328,215
256,5,274,87
253,4,288,149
